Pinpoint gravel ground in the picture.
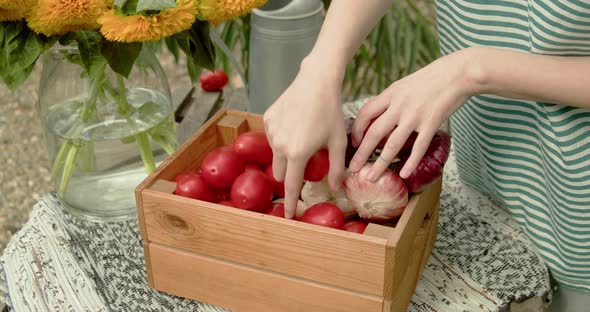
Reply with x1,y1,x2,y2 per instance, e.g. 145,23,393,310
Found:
0,64,51,253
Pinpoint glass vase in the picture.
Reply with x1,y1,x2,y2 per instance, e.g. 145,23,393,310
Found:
38,43,177,221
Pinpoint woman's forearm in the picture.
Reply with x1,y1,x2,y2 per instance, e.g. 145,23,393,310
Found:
466,47,590,108
302,0,394,80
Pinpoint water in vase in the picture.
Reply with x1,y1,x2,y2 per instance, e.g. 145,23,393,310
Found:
43,88,175,220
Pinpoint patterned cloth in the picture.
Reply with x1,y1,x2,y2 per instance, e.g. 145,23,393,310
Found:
436,0,590,291
0,155,552,311
0,101,552,311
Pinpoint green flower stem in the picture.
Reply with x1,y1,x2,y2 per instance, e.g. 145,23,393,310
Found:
81,64,106,122
159,141,176,155
135,133,156,174
59,142,79,197
51,140,72,179
110,74,157,174
115,75,131,116
150,132,176,155
77,141,96,173
51,65,107,195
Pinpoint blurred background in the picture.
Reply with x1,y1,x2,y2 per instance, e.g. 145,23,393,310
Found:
0,0,438,252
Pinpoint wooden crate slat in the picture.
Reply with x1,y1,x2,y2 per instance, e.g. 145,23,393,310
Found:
388,219,430,311
141,188,388,296
216,114,249,145
388,178,441,300
149,242,384,312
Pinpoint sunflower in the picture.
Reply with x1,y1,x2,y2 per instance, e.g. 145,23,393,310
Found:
27,0,110,36
0,0,35,22
0,9,25,22
98,0,197,42
197,0,267,26
0,0,24,10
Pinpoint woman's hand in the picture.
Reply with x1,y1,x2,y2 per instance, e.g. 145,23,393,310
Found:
264,58,347,219
349,48,480,181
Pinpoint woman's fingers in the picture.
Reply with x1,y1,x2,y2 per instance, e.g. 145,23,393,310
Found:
352,93,390,147
399,128,437,178
349,111,397,172
271,151,288,182
283,157,307,219
366,125,413,181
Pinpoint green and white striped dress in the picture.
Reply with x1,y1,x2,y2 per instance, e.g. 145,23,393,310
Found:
437,0,590,291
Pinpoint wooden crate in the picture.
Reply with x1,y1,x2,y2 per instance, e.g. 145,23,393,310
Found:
136,109,441,312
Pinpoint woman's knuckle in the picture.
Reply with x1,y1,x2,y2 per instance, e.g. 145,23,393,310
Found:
286,148,305,160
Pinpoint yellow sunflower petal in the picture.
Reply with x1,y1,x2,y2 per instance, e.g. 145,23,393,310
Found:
0,9,24,22
0,0,36,21
197,0,267,26
27,0,110,36
98,0,197,42
0,0,24,10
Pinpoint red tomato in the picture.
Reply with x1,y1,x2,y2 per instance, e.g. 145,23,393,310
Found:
172,171,196,183
216,188,231,202
174,173,216,202
231,171,274,212
217,200,235,207
245,164,263,172
201,147,245,189
304,149,330,182
199,70,229,92
342,221,368,234
233,132,273,167
265,165,285,198
265,203,285,218
299,202,345,229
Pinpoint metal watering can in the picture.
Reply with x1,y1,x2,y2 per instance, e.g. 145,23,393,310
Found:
247,0,324,113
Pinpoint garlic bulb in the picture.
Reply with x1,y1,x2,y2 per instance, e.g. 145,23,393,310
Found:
301,179,332,206
301,178,356,218
331,189,356,218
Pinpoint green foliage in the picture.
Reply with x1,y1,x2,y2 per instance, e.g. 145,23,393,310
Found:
170,21,216,83
164,37,181,63
114,0,177,15
59,31,143,78
0,21,57,91
214,15,250,81
114,0,129,8
100,40,143,78
60,31,106,77
116,0,140,15
0,3,213,193
136,0,176,12
1,18,216,91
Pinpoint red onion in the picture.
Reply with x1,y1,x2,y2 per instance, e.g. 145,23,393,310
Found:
397,130,451,193
344,164,408,221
